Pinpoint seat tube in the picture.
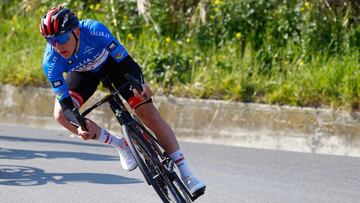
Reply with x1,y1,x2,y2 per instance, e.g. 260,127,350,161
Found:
108,99,127,126
101,76,133,126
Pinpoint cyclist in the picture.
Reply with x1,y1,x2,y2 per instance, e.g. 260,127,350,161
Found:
40,5,205,194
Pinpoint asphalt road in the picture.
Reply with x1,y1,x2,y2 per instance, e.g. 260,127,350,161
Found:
1,124,360,203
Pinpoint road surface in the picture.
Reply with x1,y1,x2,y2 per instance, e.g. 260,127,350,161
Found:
1,125,360,202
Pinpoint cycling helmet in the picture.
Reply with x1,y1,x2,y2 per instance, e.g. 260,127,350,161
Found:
40,6,79,38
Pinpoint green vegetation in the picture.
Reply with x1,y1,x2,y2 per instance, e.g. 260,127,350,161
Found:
0,0,359,110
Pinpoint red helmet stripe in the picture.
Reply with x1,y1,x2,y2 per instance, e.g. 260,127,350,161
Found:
53,18,59,33
41,23,48,35
46,9,56,35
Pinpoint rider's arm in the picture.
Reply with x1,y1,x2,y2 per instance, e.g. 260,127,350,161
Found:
84,20,147,90
84,19,129,62
42,51,83,128
58,96,83,127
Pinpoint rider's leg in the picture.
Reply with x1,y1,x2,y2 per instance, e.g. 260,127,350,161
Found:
109,54,206,193
134,102,179,153
134,102,206,193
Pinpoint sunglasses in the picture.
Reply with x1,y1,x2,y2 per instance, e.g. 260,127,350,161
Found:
46,32,71,46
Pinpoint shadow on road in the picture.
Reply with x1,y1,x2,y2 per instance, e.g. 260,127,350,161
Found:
0,165,143,186
0,134,107,148
0,148,118,161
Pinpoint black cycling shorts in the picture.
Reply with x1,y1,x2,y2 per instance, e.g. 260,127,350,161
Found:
65,55,149,109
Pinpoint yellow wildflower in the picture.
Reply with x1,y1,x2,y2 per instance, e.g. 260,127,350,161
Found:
95,3,100,11
165,37,171,43
215,0,221,5
89,4,94,10
77,11,83,19
186,38,191,43
236,32,242,39
305,1,311,10
12,15,18,22
299,60,304,67
127,33,135,40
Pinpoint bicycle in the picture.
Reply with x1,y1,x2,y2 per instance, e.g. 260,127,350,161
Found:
72,73,206,203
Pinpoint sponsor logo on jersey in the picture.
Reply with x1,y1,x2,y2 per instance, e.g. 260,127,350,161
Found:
47,56,58,79
90,31,111,38
55,91,66,99
73,49,109,72
107,41,118,52
115,51,125,60
83,45,95,54
52,80,63,88
68,60,73,65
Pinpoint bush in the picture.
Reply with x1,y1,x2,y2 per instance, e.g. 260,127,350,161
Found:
0,0,359,110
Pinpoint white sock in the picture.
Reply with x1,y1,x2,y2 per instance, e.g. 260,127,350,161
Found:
169,150,193,179
98,128,127,149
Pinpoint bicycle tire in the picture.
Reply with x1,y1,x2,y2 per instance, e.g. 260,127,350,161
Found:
131,119,194,202
122,124,169,202
122,124,187,203
131,119,193,201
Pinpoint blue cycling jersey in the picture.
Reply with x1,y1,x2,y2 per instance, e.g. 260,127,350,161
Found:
42,19,129,102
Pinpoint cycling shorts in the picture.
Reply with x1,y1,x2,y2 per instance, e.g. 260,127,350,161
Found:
65,55,150,109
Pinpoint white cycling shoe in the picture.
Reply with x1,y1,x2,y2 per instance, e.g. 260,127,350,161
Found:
183,176,206,194
117,145,137,171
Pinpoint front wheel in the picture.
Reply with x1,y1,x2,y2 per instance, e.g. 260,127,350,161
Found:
122,124,188,203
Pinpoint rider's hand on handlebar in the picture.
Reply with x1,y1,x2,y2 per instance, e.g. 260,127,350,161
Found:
76,119,99,140
132,84,153,100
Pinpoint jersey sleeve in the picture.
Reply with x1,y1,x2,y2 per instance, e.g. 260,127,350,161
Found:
85,19,129,62
42,51,70,102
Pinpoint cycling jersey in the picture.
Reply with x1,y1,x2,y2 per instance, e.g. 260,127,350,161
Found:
42,19,129,102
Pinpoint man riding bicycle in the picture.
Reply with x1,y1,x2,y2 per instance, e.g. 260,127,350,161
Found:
40,5,205,194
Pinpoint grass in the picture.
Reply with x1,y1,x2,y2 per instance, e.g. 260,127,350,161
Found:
0,0,359,111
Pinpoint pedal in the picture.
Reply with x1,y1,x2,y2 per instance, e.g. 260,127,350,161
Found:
190,186,206,201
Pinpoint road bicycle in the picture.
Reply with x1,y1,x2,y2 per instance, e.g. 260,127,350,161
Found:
72,73,205,203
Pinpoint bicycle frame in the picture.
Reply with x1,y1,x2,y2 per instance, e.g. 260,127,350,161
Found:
80,77,131,124
81,75,168,160
77,74,203,202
